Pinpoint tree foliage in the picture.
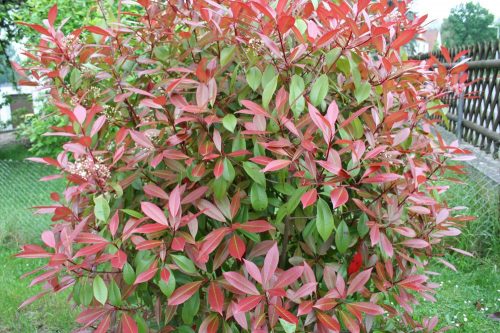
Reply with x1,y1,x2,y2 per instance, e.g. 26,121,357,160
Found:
441,1,496,48
16,1,472,332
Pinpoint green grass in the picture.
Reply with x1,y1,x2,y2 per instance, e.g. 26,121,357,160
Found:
415,256,500,332
0,248,77,332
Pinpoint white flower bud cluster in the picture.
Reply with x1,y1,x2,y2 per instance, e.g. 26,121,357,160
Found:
67,156,110,181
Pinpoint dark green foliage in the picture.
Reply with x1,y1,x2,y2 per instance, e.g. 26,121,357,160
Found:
441,2,497,48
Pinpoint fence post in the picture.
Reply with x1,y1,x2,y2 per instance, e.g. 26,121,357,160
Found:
456,90,464,144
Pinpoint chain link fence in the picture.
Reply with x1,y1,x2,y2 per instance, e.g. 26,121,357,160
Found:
0,160,63,246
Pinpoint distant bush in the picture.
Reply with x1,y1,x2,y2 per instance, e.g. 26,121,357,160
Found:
16,1,472,332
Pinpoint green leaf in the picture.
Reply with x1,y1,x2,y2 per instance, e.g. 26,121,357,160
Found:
335,221,350,253
309,74,329,107
251,183,268,211
153,45,169,60
80,280,93,306
357,213,369,237
354,81,371,103
222,158,235,183
316,198,334,241
279,318,297,333
223,114,237,133
182,291,200,324
262,74,278,109
94,195,110,221
294,19,307,35
242,162,266,187
121,208,144,219
220,45,236,67
337,56,350,75
261,65,275,89
246,67,262,91
108,279,122,306
325,48,342,67
70,68,81,90
213,177,228,201
93,275,108,305
123,263,136,285
171,254,197,274
159,268,176,297
289,75,305,117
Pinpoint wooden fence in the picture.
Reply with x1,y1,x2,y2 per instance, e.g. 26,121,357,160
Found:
416,40,500,158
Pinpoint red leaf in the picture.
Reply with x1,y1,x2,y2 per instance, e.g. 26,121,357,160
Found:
214,158,224,178
196,199,226,222
141,202,168,226
380,233,394,257
76,307,108,325
301,189,317,209
308,103,332,144
317,311,340,331
347,252,362,275
278,15,295,34
346,302,385,316
347,268,372,296
160,268,170,283
232,220,275,233
274,304,298,325
391,29,416,49
199,227,231,260
236,295,264,313
169,184,181,217
340,310,360,333
121,313,138,333
330,187,348,209
274,266,304,288
228,234,246,260
134,265,158,284
261,159,292,173
73,243,108,258
400,239,430,248
41,231,56,248
48,4,58,26
95,314,111,333
361,173,401,184
84,25,113,37
208,282,225,315
130,130,154,149
168,281,204,306
171,237,186,251
223,272,260,295
262,243,279,288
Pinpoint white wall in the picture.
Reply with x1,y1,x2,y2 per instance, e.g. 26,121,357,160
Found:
0,84,43,130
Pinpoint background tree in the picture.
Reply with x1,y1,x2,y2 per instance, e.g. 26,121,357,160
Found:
441,1,496,48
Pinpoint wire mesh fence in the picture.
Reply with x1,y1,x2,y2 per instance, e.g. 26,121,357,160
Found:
0,159,498,257
0,160,63,246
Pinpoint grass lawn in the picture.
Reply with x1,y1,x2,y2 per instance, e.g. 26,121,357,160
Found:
0,143,498,332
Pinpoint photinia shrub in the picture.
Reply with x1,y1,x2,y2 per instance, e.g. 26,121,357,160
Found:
16,1,474,332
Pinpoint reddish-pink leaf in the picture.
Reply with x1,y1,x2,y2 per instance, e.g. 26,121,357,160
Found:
262,243,279,288
228,234,246,260
84,25,113,37
168,281,204,306
380,233,394,257
274,266,304,289
76,308,108,325
41,230,56,248
196,199,226,222
73,243,108,258
160,268,170,283
361,173,401,184
214,158,224,178
301,189,317,209
95,314,111,333
130,130,154,149
236,295,264,313
340,310,360,333
317,311,340,331
121,313,138,333
47,4,58,26
330,187,348,209
391,29,417,49
141,202,168,226
400,239,430,248
274,304,298,325
261,159,292,173
346,302,385,316
144,184,168,200
171,237,186,251
232,220,275,233
208,282,225,315
169,184,181,217
223,272,260,295
199,227,231,260
109,211,119,237
134,266,158,284
347,268,372,296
